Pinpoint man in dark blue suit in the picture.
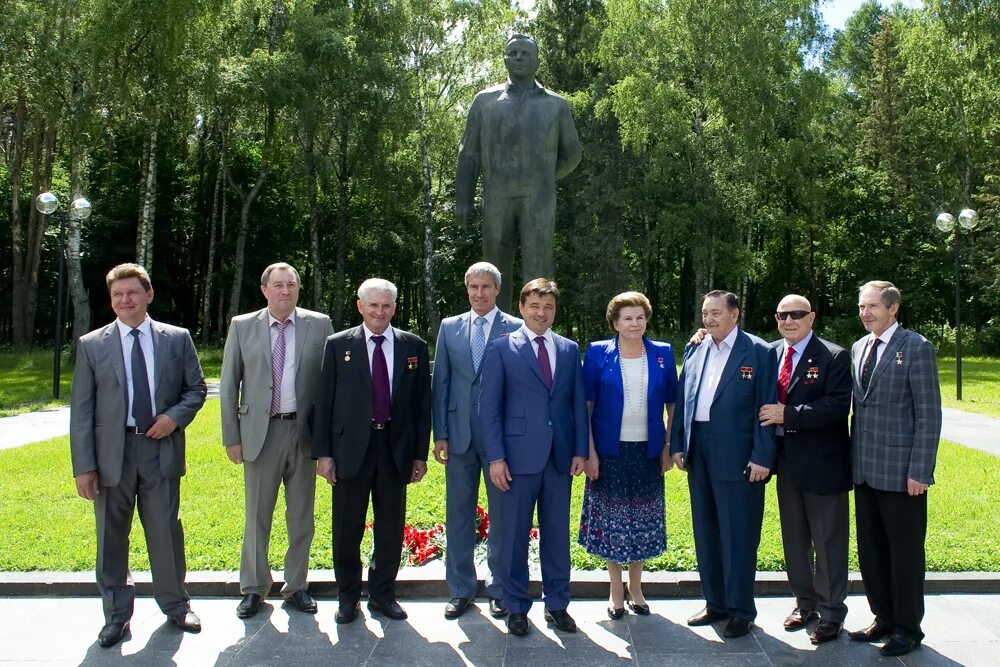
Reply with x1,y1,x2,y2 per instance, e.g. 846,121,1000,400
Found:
670,290,777,638
479,278,589,636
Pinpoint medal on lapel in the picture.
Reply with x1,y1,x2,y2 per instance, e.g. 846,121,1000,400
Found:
805,366,820,380
657,356,665,369
740,366,754,380
896,351,904,365
344,350,351,362
407,356,419,370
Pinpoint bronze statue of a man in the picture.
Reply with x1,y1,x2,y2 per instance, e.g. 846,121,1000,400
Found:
457,34,582,309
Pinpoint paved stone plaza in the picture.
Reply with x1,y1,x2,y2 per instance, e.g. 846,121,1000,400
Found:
1,593,996,665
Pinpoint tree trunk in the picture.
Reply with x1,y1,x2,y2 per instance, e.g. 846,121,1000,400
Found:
9,92,28,348
304,134,324,310
331,121,350,329
136,122,158,271
67,119,90,358
200,154,224,343
421,149,440,334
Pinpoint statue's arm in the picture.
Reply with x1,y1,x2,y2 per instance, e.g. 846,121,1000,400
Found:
456,95,483,221
555,100,582,180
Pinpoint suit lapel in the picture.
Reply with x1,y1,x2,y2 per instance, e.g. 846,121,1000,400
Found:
348,326,372,392
391,329,405,397
786,335,820,397
256,309,272,373
150,319,166,406
515,330,549,389
713,331,747,401
865,327,906,399
293,308,309,370
103,322,127,404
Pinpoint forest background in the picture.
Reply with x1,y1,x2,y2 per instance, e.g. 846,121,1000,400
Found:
2,0,998,353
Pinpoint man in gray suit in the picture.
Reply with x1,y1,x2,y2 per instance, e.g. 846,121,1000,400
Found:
220,262,334,619
847,280,942,657
71,263,207,648
432,262,522,619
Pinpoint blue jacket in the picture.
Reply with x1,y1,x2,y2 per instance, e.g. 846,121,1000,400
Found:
583,337,678,459
669,328,777,482
478,328,589,475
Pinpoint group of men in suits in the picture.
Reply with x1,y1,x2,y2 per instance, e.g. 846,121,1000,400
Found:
674,282,941,657
69,260,940,656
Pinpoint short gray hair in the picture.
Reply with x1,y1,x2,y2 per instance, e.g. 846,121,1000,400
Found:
464,261,501,289
859,280,901,308
357,278,398,303
260,262,300,286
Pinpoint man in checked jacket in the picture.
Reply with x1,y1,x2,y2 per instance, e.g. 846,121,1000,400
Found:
847,280,942,658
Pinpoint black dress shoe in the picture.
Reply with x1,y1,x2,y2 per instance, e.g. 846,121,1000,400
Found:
284,590,318,614
444,597,473,619
335,602,361,624
810,620,842,644
608,606,625,620
687,606,729,626
237,593,263,619
170,610,202,633
368,598,408,620
97,621,129,648
506,612,529,636
543,608,577,633
848,621,893,642
624,585,650,615
783,607,818,631
722,616,754,638
488,598,508,618
880,634,920,657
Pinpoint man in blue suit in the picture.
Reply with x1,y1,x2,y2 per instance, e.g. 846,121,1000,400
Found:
432,262,522,619
670,290,777,638
479,278,588,636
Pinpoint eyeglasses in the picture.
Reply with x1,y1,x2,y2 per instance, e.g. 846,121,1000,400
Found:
775,310,811,321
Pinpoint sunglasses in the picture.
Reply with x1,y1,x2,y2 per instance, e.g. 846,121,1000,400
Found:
775,310,811,321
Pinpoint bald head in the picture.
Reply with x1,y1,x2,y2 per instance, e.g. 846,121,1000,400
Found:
775,294,815,345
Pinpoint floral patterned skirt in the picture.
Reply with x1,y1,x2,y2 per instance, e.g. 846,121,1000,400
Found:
578,441,666,563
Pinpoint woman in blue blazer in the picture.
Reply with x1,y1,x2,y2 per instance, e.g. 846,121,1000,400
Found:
578,292,678,619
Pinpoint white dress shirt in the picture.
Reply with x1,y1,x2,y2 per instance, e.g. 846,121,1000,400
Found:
117,317,156,427
268,310,297,413
363,323,395,396
520,325,556,379
858,321,899,378
694,326,740,422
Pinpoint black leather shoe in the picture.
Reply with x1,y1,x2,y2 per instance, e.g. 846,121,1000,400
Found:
237,594,263,619
97,621,129,648
880,634,920,657
507,612,529,636
783,607,818,631
543,608,577,633
810,620,843,644
624,585,650,615
488,598,508,618
368,598,407,620
608,606,625,620
170,610,202,633
722,616,754,638
335,602,361,624
687,606,729,626
444,597,473,619
848,621,892,642
284,590,318,614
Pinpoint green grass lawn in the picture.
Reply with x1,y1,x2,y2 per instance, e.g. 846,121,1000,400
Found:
937,356,1000,418
1,399,997,572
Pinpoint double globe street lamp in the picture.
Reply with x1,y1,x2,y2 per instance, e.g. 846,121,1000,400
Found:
34,192,92,399
935,207,979,401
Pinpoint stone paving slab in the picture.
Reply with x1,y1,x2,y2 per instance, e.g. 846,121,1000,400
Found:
0,595,995,666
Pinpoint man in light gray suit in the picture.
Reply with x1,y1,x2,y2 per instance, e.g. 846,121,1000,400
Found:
71,263,207,648
847,280,942,658
432,261,522,619
220,262,334,619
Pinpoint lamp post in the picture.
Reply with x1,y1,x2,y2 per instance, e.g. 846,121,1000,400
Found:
935,207,978,401
34,192,92,399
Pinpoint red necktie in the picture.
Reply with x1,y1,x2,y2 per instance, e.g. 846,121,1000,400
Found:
535,336,553,389
778,347,794,403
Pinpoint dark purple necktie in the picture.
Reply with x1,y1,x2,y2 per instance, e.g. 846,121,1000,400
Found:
535,335,553,389
371,334,391,423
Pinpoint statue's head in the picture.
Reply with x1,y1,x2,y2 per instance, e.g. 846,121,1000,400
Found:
504,34,539,81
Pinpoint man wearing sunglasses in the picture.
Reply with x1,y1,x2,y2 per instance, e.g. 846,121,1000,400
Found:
758,295,852,645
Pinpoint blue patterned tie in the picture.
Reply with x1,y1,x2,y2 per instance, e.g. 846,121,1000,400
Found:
471,316,487,372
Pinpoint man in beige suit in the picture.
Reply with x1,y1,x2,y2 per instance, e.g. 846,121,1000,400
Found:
71,263,207,648
220,262,334,618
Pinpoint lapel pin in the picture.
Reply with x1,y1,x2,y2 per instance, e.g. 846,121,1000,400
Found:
407,356,419,370
896,351,904,365
740,366,754,380
657,356,665,368
344,350,351,362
